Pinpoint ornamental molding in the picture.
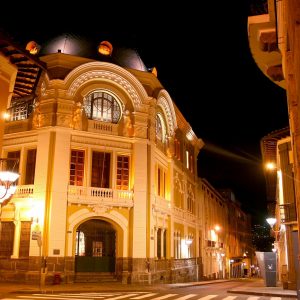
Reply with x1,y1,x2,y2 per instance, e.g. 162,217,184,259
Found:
3,135,38,146
157,90,177,136
64,62,149,110
67,70,142,109
68,209,128,231
89,203,111,214
71,135,132,149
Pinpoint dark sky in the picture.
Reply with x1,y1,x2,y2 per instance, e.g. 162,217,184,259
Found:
1,2,289,224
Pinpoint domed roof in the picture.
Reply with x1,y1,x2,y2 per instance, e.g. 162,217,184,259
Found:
112,47,147,71
39,33,148,72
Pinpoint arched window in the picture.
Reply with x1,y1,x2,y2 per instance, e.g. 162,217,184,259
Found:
84,91,122,123
156,113,166,143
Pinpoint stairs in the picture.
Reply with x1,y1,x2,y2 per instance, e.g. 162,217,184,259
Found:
74,272,119,283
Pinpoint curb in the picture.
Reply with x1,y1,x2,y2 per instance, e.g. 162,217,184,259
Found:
228,289,297,298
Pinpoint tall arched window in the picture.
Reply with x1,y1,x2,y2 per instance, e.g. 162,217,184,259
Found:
156,113,166,143
84,91,122,123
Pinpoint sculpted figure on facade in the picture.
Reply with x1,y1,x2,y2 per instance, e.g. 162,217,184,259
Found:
123,110,134,137
70,101,82,130
32,101,43,128
166,136,175,158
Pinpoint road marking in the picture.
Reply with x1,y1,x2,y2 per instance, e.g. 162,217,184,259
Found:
197,295,217,300
19,296,87,300
131,294,158,299
151,294,178,300
247,297,260,300
174,295,198,300
270,298,281,300
222,297,237,300
106,294,139,300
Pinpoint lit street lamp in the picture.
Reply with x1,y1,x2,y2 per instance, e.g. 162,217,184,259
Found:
266,217,280,243
0,158,19,206
266,216,280,286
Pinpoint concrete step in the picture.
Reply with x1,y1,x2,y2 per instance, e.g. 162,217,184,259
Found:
74,272,119,283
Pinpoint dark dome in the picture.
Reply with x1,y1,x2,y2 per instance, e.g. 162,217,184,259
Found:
40,33,148,72
112,47,147,71
40,33,94,57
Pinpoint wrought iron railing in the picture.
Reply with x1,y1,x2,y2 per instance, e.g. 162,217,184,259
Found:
249,0,268,16
279,203,297,223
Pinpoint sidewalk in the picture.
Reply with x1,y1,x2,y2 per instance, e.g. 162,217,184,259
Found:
0,278,297,298
226,278,297,298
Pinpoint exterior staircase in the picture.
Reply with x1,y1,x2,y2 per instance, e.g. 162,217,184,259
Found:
74,272,119,283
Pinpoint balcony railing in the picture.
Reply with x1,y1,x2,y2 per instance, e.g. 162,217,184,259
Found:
13,185,34,198
249,0,268,16
88,120,118,135
279,203,297,223
67,186,133,207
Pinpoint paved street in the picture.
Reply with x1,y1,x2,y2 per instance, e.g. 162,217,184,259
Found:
0,290,295,300
0,279,297,300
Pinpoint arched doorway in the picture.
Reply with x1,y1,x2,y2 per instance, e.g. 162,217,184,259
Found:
75,219,116,272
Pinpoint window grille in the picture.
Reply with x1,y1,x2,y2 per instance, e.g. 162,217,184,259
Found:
84,91,121,123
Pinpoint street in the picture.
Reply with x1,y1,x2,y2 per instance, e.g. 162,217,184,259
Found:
0,281,295,300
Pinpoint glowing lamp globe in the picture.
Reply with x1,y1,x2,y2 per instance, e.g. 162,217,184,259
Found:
98,41,113,56
26,41,41,55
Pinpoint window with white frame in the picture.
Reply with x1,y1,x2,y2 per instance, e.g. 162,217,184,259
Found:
84,91,122,123
69,150,85,186
116,155,130,190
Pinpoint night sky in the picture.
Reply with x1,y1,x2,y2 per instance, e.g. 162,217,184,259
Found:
0,2,289,225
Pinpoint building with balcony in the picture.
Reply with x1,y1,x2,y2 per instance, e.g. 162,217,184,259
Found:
248,0,300,290
261,127,297,289
0,32,207,284
198,179,228,280
0,31,254,284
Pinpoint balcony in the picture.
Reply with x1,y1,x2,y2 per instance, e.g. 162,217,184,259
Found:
88,120,118,135
173,206,196,223
153,195,171,214
67,186,133,208
279,203,297,224
13,185,34,198
248,0,268,16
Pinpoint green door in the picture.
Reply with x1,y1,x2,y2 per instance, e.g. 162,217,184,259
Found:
75,219,116,272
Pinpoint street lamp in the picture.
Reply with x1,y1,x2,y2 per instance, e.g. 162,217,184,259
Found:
266,216,280,286
266,217,280,242
0,158,19,206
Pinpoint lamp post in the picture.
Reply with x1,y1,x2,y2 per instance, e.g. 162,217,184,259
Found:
0,158,19,206
266,217,280,243
0,157,19,260
266,217,280,286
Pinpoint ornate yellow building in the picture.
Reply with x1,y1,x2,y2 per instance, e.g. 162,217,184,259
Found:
0,32,252,284
0,34,205,284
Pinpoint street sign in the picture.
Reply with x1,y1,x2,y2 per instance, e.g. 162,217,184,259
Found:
32,231,41,240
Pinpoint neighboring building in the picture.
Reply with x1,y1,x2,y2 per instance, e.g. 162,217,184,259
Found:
0,32,252,284
198,179,228,280
248,0,300,290
219,189,253,278
261,128,298,289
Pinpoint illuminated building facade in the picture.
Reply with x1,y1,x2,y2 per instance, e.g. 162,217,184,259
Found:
0,32,252,284
248,0,300,290
0,33,205,284
261,128,297,289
